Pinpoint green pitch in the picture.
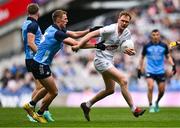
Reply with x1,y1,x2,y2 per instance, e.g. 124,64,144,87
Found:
0,107,180,128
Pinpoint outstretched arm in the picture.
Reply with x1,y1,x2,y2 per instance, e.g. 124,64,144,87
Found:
66,26,103,39
74,30,100,51
63,37,78,46
72,40,105,52
66,29,90,39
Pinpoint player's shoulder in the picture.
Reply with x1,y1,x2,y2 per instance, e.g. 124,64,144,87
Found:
159,41,168,47
144,42,152,48
103,23,116,30
99,23,116,35
27,17,38,26
46,25,58,32
105,23,117,28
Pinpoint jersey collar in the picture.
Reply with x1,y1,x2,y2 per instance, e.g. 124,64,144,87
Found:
27,17,38,23
150,41,161,45
52,24,60,30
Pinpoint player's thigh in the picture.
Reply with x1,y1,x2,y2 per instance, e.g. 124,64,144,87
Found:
102,66,127,85
39,76,58,94
146,78,154,88
102,73,115,90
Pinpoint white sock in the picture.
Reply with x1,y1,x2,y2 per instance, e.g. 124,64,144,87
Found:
130,105,136,112
86,101,92,108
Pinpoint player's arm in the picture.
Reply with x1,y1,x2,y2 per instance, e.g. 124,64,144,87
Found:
66,26,102,39
166,53,176,75
27,23,38,52
27,33,37,52
63,38,105,52
137,46,146,78
80,40,105,50
63,37,78,46
54,30,78,46
66,29,89,39
72,30,100,51
165,43,176,75
137,55,145,78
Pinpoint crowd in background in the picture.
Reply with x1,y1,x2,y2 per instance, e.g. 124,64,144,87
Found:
0,0,180,96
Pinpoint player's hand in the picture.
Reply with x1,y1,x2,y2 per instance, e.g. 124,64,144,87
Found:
172,65,176,75
89,26,103,32
124,48,136,56
137,69,142,79
169,41,180,49
95,40,105,50
72,45,80,52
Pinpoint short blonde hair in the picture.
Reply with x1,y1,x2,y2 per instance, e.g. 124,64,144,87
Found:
119,10,132,20
52,10,67,23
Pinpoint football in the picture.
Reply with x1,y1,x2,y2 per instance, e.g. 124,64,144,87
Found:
120,39,134,52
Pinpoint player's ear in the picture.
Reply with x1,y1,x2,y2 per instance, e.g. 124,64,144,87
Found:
56,17,61,24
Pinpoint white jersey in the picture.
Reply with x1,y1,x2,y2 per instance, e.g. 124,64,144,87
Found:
95,23,132,61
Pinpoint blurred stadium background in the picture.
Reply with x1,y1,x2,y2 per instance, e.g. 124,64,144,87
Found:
0,0,180,108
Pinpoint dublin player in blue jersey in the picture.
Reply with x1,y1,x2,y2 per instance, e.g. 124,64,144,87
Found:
23,9,105,123
21,3,54,122
138,29,176,113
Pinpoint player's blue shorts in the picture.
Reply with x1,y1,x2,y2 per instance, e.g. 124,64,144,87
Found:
145,73,166,83
31,60,51,79
25,59,34,72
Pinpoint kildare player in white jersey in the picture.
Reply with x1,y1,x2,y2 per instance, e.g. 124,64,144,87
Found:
72,11,146,121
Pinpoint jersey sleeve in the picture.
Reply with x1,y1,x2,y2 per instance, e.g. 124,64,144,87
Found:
54,30,68,41
142,45,147,56
61,28,67,33
164,44,169,55
27,22,38,35
99,24,115,37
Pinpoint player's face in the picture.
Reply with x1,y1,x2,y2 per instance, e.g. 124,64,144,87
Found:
118,15,130,30
151,32,160,43
59,14,68,28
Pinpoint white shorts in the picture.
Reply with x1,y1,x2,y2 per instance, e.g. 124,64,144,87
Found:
94,58,113,73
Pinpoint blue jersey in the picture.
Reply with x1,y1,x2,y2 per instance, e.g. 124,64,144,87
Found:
21,17,42,59
34,24,68,65
142,41,169,74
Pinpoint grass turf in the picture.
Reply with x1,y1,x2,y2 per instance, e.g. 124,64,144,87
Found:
0,107,180,127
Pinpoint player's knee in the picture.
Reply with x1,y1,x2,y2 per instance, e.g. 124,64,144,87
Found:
106,89,114,95
120,78,128,87
54,91,58,97
51,90,58,97
148,86,153,92
159,89,165,94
